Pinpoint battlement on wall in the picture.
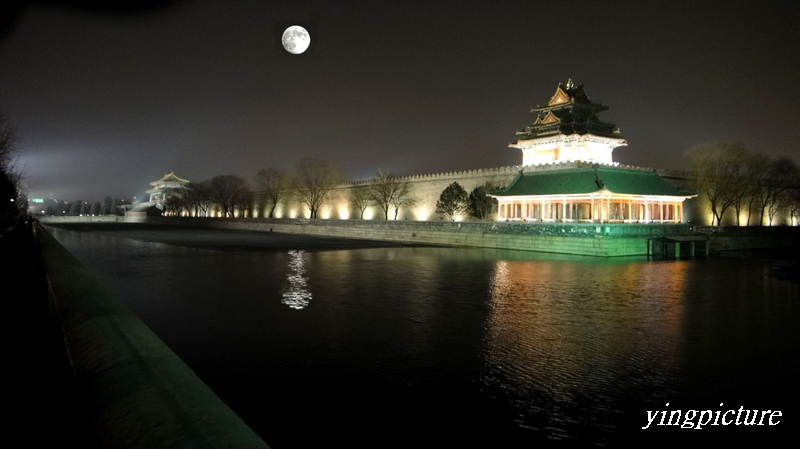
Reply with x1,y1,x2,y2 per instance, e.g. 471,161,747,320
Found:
339,161,684,188
253,162,692,196
340,165,523,187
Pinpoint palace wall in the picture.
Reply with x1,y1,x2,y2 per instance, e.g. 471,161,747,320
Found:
220,79,796,227
244,162,723,224
254,165,522,222
190,165,793,227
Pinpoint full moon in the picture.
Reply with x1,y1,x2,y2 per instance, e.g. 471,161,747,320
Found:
281,26,311,54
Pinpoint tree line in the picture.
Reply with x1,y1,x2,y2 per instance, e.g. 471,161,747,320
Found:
159,157,498,221
160,157,342,219
42,198,121,216
688,141,800,226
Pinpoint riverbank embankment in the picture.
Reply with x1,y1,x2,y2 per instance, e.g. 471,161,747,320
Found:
40,215,800,257
2,218,83,446
48,215,688,256
32,222,270,448
40,221,424,253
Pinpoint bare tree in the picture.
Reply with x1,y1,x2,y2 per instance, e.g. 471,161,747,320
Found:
185,181,212,217
0,112,17,174
4,169,26,214
789,186,800,226
765,158,800,226
208,175,251,218
292,157,343,219
368,169,395,220
350,185,371,219
368,169,414,220
744,154,769,226
729,153,760,226
687,141,748,226
238,190,255,217
0,112,26,220
748,157,781,226
254,167,291,218
389,180,415,220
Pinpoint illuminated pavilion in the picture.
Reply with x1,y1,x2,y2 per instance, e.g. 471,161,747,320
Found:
491,80,695,223
146,172,189,209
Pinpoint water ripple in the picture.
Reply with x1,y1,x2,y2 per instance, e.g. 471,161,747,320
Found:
281,250,311,310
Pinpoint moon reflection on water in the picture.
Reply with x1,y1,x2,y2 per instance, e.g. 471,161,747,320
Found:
281,250,312,309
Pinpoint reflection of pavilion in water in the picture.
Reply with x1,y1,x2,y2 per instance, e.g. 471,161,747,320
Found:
483,258,688,432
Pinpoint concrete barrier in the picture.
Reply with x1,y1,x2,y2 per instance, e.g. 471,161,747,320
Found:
34,223,270,448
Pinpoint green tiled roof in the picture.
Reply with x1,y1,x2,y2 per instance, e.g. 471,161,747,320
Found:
492,166,695,197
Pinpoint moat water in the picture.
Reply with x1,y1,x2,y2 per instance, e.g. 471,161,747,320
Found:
46,225,799,447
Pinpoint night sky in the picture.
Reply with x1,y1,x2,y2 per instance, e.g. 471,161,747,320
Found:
2,0,798,202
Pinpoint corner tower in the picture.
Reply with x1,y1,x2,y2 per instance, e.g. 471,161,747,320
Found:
146,172,189,209
511,79,627,165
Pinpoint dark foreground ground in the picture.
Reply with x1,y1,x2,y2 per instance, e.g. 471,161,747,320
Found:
42,222,427,252
1,220,92,446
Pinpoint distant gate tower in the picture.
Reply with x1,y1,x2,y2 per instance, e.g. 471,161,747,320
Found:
511,79,627,165
147,172,189,209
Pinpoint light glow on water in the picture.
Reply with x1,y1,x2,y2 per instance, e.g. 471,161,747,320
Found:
281,250,311,309
44,225,800,446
